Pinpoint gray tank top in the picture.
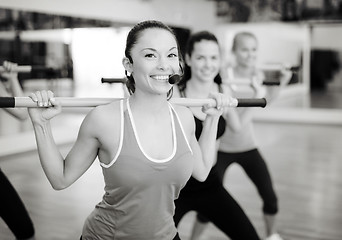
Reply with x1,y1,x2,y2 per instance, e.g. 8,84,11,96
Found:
82,99,194,240
219,67,257,152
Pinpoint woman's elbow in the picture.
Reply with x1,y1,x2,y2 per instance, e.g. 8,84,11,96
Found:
50,180,70,191
51,185,65,191
193,171,209,182
17,113,28,121
196,175,207,182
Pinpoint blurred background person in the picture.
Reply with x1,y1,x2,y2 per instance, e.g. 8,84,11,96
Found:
173,30,261,240
215,31,292,240
0,61,35,240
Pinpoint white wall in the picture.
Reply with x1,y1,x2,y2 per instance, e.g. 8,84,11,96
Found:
311,23,342,50
0,0,216,30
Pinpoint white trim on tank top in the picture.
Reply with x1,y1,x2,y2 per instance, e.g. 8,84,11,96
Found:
100,100,124,168
127,98,177,163
168,103,193,155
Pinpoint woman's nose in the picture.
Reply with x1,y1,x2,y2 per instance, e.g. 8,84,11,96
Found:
204,58,212,68
157,57,170,70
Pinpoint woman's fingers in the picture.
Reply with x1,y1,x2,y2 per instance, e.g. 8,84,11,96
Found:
3,61,17,73
28,90,61,121
29,92,38,102
35,91,43,107
214,93,223,110
209,92,236,109
202,93,226,115
30,90,57,107
41,90,49,106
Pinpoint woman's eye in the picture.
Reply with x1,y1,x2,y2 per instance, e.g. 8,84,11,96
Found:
169,53,178,58
145,53,156,58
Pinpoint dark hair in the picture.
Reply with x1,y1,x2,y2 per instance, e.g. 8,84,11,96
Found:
178,31,222,92
124,20,183,99
232,31,257,52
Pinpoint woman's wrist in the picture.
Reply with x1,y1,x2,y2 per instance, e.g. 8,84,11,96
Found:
203,114,220,127
31,117,51,129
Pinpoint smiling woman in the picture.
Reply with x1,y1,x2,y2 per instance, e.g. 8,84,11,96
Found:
25,20,230,240
123,27,182,98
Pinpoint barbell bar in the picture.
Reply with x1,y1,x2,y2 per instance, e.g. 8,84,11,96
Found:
0,97,267,108
0,65,56,73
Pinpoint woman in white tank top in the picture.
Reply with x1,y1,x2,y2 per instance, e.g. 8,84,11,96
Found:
218,32,292,240
26,20,233,240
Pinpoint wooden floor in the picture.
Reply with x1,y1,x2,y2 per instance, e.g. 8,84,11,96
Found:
0,120,341,240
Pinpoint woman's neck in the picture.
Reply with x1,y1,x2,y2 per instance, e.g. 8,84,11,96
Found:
234,65,256,78
129,91,169,114
185,78,216,98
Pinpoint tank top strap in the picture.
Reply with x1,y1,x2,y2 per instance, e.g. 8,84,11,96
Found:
100,99,124,168
168,102,193,155
218,83,223,93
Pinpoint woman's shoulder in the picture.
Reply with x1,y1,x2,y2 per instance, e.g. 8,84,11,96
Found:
90,100,122,117
81,100,123,133
171,102,192,116
170,103,194,129
220,83,234,94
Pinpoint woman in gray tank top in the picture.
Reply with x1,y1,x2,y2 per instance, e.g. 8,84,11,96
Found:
26,20,233,240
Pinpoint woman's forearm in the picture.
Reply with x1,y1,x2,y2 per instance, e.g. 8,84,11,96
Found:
32,121,66,190
223,108,241,132
9,76,25,97
196,115,220,181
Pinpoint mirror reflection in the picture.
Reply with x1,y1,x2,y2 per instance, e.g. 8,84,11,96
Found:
0,4,341,137
0,8,132,135
0,3,342,240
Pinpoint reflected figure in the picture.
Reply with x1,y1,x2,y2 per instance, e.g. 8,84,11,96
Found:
218,32,290,240
0,61,35,240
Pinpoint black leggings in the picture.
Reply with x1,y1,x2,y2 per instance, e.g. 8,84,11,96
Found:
194,149,278,219
174,172,260,239
190,149,278,236
0,169,35,239
173,232,181,240
216,149,278,214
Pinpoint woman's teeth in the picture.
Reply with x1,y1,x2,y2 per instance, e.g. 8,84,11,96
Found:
152,75,169,81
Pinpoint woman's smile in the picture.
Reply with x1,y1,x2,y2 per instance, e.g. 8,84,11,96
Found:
150,74,170,82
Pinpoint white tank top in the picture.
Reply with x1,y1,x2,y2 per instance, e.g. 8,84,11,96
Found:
219,67,258,152
82,99,194,240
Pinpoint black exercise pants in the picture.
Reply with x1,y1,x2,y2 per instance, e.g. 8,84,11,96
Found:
215,149,278,214
174,184,260,240
0,169,35,239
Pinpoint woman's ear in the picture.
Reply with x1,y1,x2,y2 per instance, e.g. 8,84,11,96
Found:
122,57,133,74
